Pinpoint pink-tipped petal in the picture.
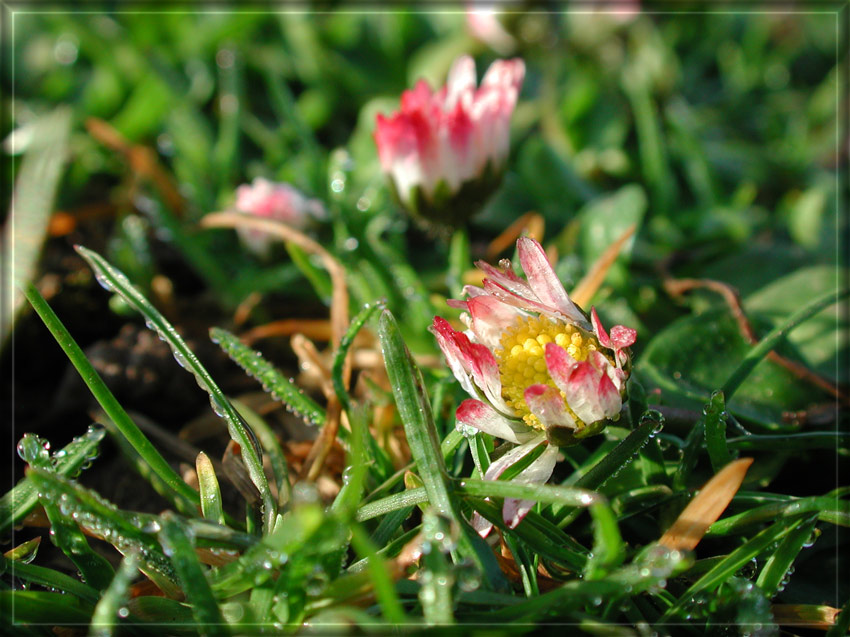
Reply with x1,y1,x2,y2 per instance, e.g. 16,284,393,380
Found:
456,399,531,444
610,325,637,349
476,259,534,299
544,342,580,386
517,237,588,326
503,444,559,528
590,307,612,349
430,317,478,398
471,510,494,538
467,294,521,349
524,384,577,430
483,278,564,319
482,435,547,482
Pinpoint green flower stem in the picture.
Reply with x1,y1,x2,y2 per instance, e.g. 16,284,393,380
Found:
21,282,199,506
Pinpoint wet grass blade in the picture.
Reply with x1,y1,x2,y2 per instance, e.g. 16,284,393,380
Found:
553,412,662,525
1,424,106,537
17,434,115,591
211,327,326,427
348,524,407,624
89,552,139,637
25,467,180,599
74,247,273,533
231,398,291,508
159,513,228,636
196,452,225,526
1,557,100,604
660,518,806,623
378,309,508,592
703,391,733,472
756,515,818,597
21,282,200,508
331,302,382,413
706,494,849,536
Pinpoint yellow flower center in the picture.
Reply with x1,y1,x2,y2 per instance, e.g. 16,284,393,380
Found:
494,315,600,429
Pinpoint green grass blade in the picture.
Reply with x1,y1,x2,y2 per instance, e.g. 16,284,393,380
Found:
2,106,72,345
378,309,508,592
728,431,850,451
21,282,199,508
25,467,180,599
661,519,806,623
553,412,662,525
703,390,733,472
196,452,225,526
74,246,273,533
89,553,139,637
356,488,428,522
231,398,291,508
720,287,850,400
706,495,850,536
447,226,470,299
286,242,333,303
1,590,94,626
756,515,818,597
159,513,229,636
1,424,106,538
210,327,326,427
17,434,115,591
348,524,407,624
331,302,383,413
1,557,100,604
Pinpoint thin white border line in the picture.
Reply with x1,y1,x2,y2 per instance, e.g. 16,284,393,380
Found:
5,5,847,630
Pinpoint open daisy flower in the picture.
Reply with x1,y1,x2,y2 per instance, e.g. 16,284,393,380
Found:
431,237,636,532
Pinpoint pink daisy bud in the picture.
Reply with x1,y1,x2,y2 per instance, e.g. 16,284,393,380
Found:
231,178,326,257
374,55,524,226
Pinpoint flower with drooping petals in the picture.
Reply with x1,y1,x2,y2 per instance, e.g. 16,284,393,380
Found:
373,55,524,226
431,237,636,532
232,178,326,257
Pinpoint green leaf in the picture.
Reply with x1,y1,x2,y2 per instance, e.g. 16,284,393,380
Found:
744,266,849,383
159,513,229,636
211,327,326,427
331,301,383,413
2,106,72,345
1,424,106,538
21,282,200,509
348,524,407,624
637,308,819,426
75,246,274,533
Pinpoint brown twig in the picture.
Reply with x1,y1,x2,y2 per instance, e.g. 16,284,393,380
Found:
201,213,353,482
663,277,848,405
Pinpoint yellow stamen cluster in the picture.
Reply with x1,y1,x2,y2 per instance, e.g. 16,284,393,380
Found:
494,315,599,429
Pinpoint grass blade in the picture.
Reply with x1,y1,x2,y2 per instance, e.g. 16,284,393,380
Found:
2,557,100,604
196,452,225,526
378,309,508,592
348,524,407,624
89,553,139,637
21,282,200,508
75,246,274,533
2,106,72,344
159,513,229,636
211,327,326,427
703,391,733,472
1,424,106,538
331,302,383,413
756,515,818,597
